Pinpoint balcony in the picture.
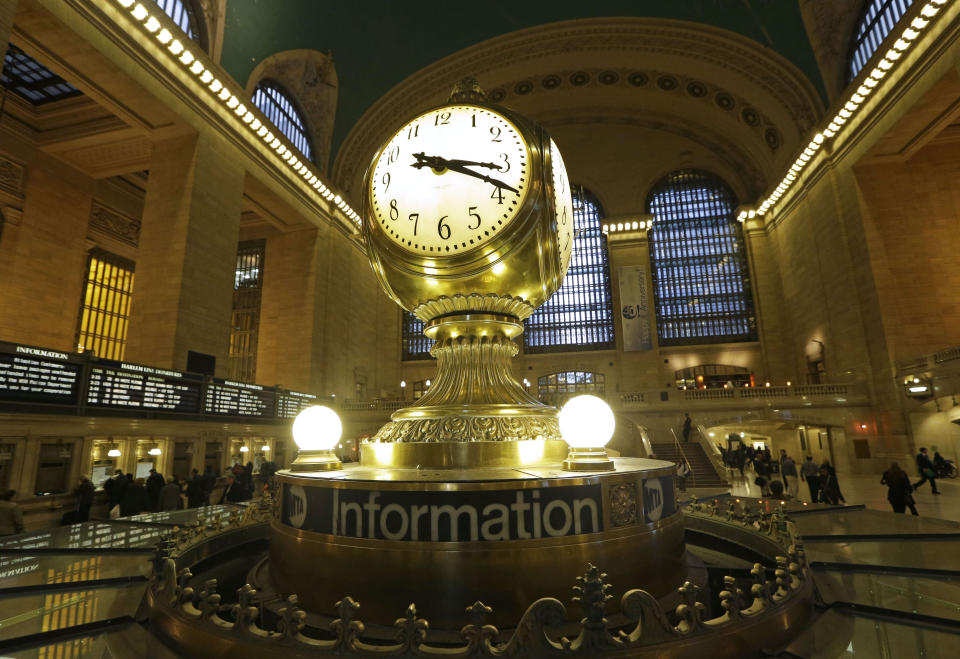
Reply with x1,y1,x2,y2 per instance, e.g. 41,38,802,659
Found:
616,383,867,412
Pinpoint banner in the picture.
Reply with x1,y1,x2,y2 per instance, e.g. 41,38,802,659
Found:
619,266,652,351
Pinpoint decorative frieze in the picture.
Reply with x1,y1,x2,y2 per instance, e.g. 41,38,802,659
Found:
89,201,141,247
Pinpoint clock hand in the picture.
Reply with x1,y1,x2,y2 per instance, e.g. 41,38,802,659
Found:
442,162,520,194
444,158,501,170
411,153,519,194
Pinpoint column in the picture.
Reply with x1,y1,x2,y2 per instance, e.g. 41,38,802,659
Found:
125,133,243,374
255,226,330,393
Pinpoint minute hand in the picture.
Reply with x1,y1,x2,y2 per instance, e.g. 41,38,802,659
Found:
443,162,519,194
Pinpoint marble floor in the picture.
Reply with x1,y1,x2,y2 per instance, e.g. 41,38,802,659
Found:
718,466,960,522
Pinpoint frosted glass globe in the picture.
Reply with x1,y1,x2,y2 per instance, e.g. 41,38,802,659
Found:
292,406,342,451
559,395,614,449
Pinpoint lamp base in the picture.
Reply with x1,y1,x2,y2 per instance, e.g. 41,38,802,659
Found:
290,449,342,472
562,448,615,471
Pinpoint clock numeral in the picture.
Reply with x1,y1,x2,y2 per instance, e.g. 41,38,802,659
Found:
490,126,502,142
408,213,419,235
437,215,451,240
471,114,476,128
389,199,399,220
468,206,481,230
560,206,567,225
382,172,391,192
407,124,419,139
387,146,400,164
434,111,451,126
498,153,510,173
491,186,504,205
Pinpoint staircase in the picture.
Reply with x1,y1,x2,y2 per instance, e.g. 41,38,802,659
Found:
650,442,729,488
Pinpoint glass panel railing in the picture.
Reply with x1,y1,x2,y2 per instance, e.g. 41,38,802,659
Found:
815,570,960,622
0,553,149,590
0,583,144,641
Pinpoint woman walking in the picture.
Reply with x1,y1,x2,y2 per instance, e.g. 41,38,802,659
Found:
881,462,918,515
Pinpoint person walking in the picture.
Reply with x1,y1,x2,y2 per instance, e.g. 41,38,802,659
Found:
201,466,217,505
913,447,941,494
682,413,692,443
186,469,204,508
881,462,918,515
821,460,846,503
800,456,821,503
74,476,95,522
0,490,24,536
146,469,165,511
780,454,799,499
159,476,182,511
819,466,842,504
120,476,149,516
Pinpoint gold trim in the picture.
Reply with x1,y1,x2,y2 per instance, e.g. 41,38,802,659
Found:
359,438,569,468
276,459,677,490
413,293,536,322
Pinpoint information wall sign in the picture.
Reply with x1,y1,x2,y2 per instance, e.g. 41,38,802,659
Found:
0,343,83,405
205,379,276,418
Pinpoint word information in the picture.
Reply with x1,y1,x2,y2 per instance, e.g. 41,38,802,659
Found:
283,484,603,542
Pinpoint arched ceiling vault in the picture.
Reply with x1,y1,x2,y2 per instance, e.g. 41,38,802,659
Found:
333,18,824,206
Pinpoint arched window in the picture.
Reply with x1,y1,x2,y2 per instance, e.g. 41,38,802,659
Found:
647,170,756,346
537,371,605,407
848,0,914,81
251,80,314,163
151,0,205,47
524,187,615,353
401,310,433,361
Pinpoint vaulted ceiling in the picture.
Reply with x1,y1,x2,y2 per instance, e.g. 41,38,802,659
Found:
219,0,829,162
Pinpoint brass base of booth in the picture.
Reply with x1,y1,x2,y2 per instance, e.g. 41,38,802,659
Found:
270,458,684,628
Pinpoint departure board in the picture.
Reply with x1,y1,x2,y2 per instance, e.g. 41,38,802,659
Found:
86,362,202,413
277,390,318,418
0,343,82,405
205,379,276,418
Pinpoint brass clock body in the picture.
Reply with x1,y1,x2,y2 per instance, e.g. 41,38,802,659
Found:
362,101,572,322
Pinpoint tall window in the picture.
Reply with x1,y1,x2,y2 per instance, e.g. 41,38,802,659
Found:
2,44,81,104
647,170,756,346
402,310,433,361
76,250,135,360
151,0,205,47
251,80,314,163
227,240,265,382
848,0,914,81
524,187,615,353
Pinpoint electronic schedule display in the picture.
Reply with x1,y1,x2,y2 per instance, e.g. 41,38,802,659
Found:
0,343,83,405
86,362,203,414
277,390,318,418
205,379,276,418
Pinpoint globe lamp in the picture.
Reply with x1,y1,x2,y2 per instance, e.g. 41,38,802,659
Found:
559,395,615,471
291,405,343,471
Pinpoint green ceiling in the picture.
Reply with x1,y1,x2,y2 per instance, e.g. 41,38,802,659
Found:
221,0,827,167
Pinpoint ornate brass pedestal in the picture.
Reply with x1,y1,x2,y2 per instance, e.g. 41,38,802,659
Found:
271,459,684,629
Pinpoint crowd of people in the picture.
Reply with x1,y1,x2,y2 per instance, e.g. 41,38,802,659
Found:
93,459,278,519
715,436,953,517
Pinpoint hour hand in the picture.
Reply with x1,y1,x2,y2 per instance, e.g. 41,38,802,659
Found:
445,158,501,170
443,162,519,194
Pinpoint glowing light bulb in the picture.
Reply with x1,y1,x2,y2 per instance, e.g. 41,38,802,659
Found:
292,406,342,451
559,395,615,449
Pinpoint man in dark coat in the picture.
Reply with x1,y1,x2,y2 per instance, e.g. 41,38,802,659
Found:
913,447,941,494
74,476,95,522
146,469,165,511
202,466,217,505
104,469,126,510
219,475,245,504
186,469,205,508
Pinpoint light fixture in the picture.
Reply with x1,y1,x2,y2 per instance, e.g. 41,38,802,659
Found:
107,448,122,458
261,445,270,452
239,446,249,453
291,405,343,471
560,395,616,471
148,447,161,456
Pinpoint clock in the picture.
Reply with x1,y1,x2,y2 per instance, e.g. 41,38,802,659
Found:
369,106,531,255
361,85,574,322
549,139,574,281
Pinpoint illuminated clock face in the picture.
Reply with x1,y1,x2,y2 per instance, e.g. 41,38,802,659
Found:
550,139,574,280
370,105,530,255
